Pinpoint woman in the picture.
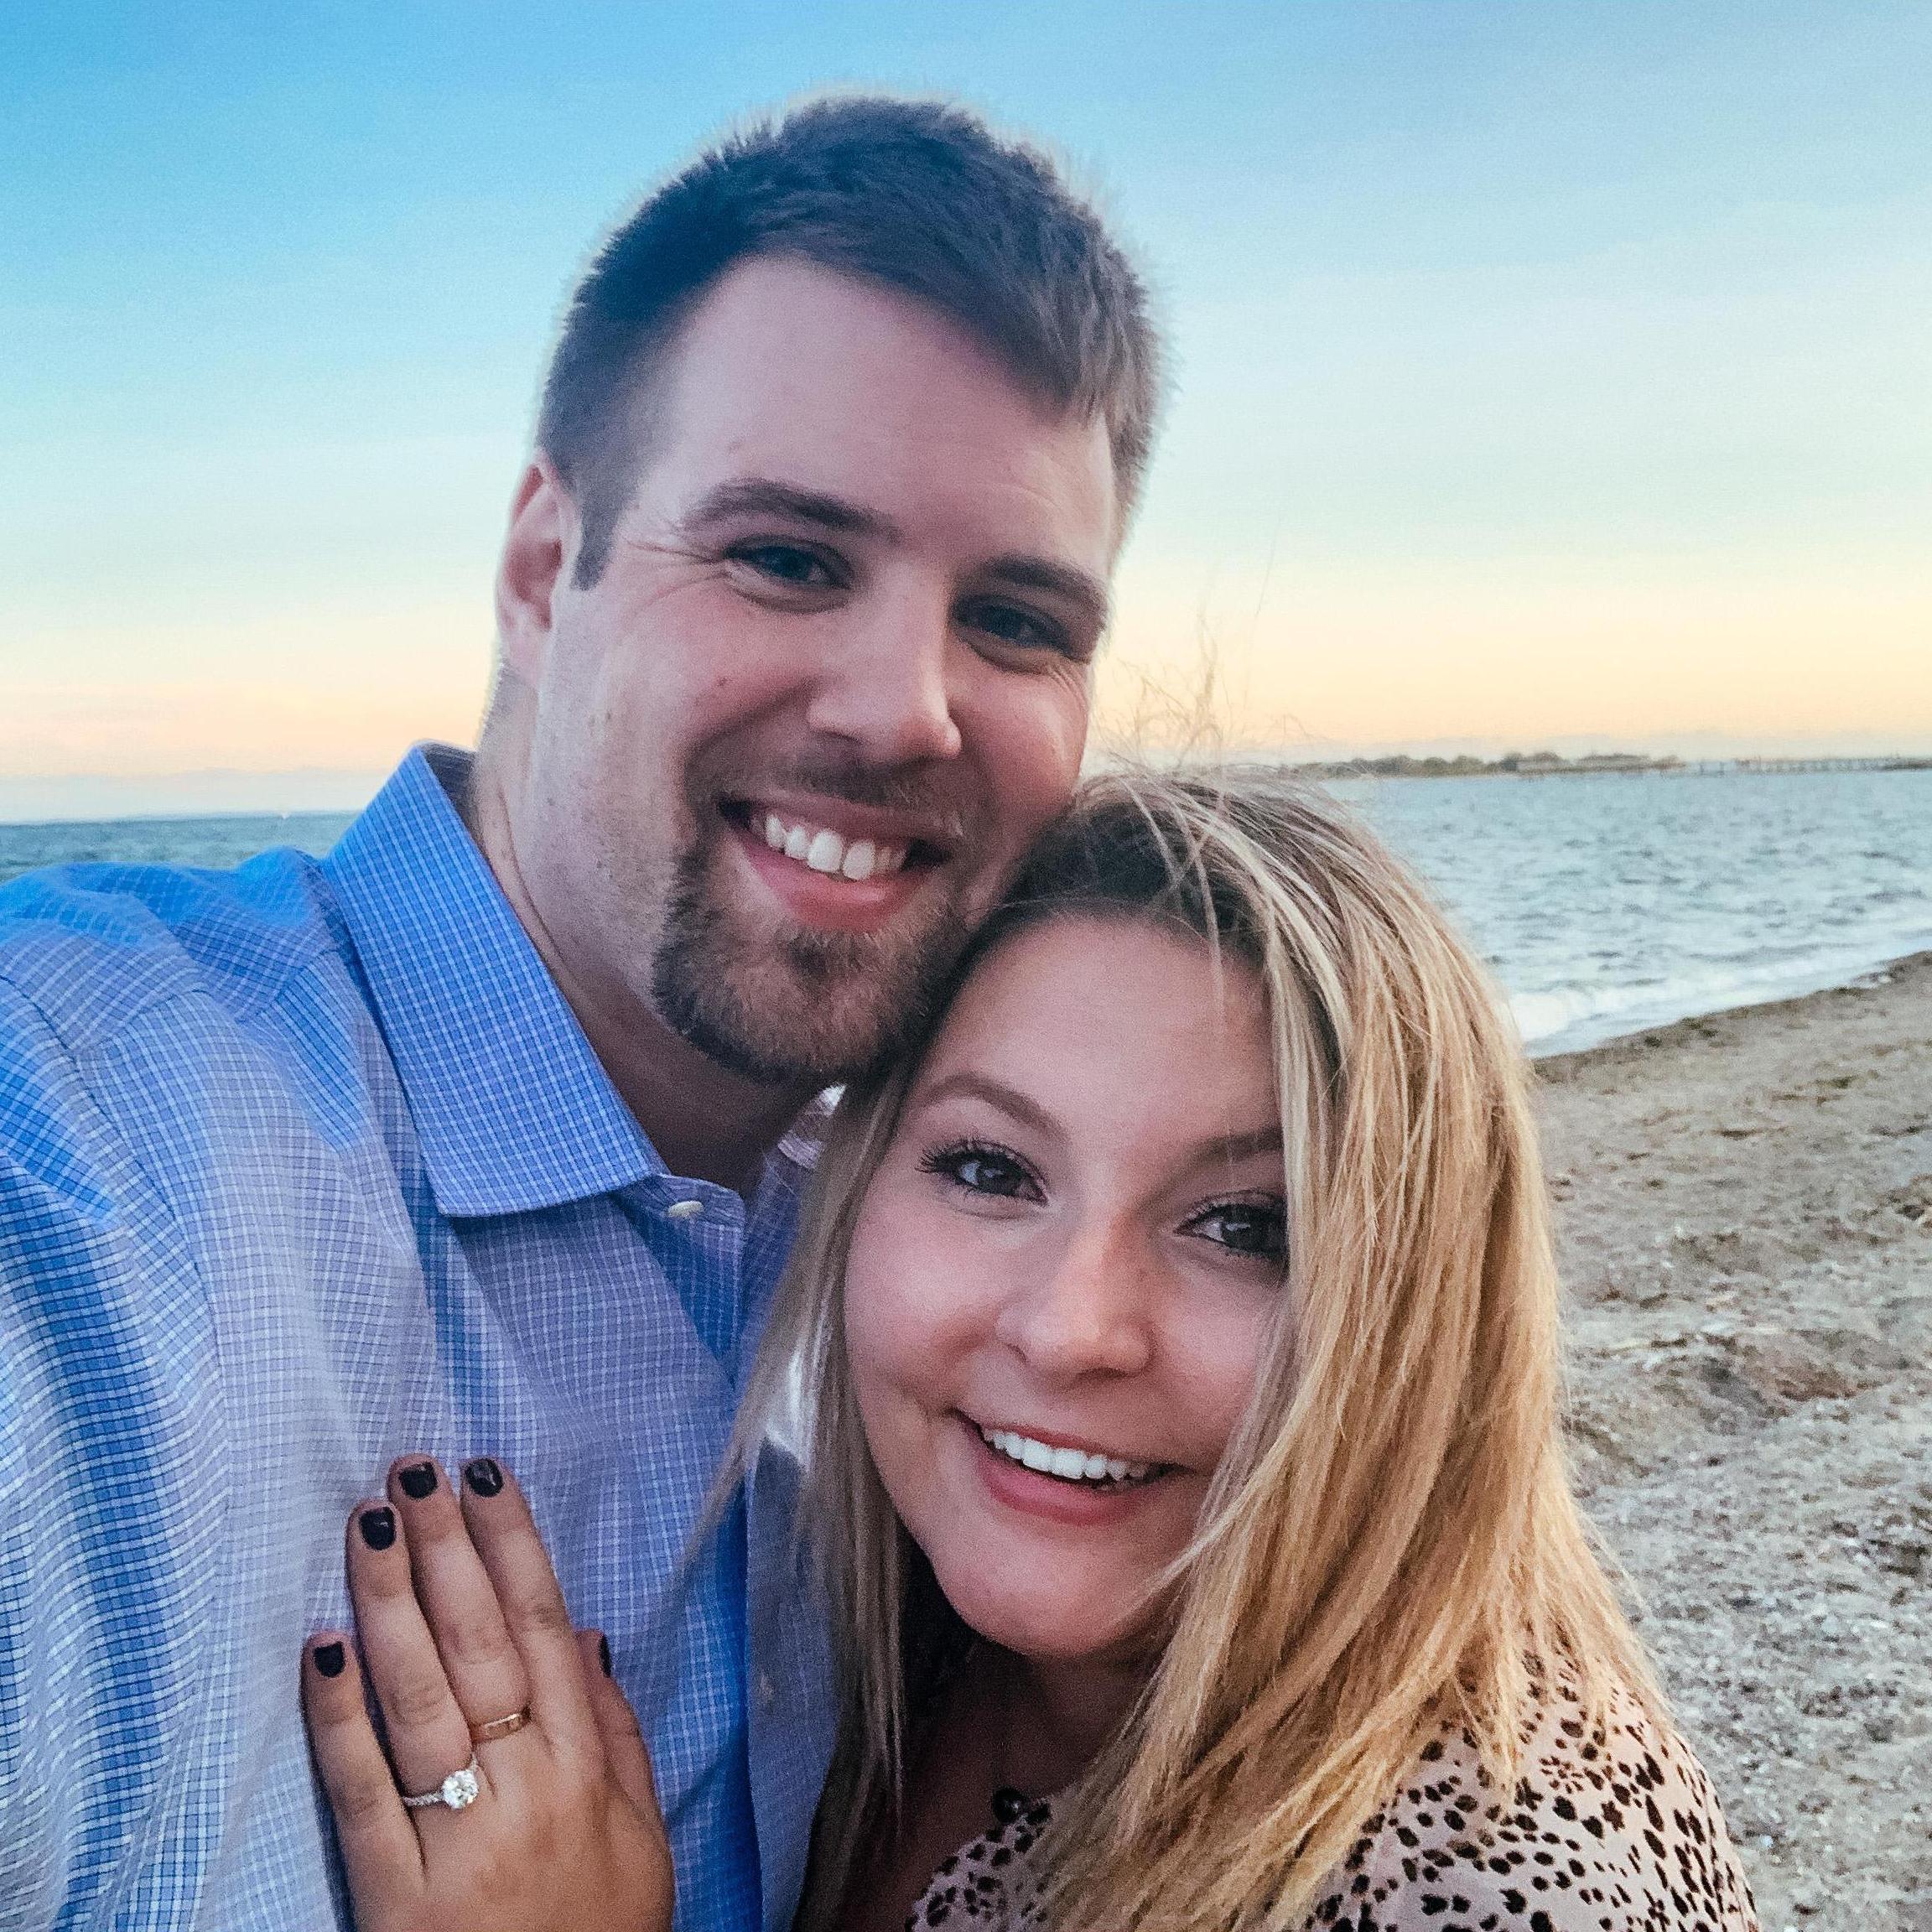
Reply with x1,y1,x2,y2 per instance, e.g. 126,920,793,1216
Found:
304,766,1759,1931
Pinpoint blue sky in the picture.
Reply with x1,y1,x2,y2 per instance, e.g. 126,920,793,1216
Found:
3,2,1929,814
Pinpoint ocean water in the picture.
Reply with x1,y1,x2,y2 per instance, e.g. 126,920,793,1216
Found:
0,813,356,886
1334,766,1932,1053
1,769,1928,1057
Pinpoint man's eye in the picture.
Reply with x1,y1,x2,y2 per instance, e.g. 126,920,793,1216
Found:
1184,1200,1287,1265
731,543,839,588
917,1140,1041,1202
959,600,1072,657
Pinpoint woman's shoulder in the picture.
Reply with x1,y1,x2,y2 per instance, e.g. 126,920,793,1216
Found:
1309,1672,1759,1930
906,1676,1758,1932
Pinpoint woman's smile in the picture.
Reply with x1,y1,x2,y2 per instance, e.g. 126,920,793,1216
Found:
970,1419,1165,1488
961,1415,1180,1530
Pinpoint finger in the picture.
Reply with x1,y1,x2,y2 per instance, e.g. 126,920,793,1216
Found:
302,1633,424,1905
386,1456,532,1739
577,1629,662,1822
458,1458,597,1755
345,1498,475,1800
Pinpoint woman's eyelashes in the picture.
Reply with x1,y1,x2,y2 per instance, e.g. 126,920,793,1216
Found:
1180,1197,1288,1267
918,1138,1043,1203
918,1138,1286,1265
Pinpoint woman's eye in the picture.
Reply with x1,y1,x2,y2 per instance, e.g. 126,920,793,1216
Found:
959,600,1072,658
918,1141,1041,1202
731,543,839,589
1185,1200,1287,1265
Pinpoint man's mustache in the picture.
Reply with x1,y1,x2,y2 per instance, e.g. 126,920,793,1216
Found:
700,756,974,848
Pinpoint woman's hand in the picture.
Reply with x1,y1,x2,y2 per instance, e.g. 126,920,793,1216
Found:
302,1456,673,1932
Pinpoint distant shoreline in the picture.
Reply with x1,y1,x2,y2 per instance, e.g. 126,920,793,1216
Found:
1291,750,1932,782
8,752,1932,827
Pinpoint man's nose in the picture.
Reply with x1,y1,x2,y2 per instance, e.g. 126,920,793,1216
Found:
803,584,963,767
992,1222,1155,1382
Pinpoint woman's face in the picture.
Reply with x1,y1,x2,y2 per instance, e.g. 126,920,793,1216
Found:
844,913,1286,1665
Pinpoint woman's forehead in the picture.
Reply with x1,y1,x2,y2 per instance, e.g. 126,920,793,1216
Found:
908,914,1279,1139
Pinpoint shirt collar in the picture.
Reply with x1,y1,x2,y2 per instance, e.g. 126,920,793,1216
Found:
322,745,662,1218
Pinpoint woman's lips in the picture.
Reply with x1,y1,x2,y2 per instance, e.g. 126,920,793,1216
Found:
960,1414,1178,1525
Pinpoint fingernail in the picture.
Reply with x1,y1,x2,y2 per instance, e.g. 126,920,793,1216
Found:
463,1457,504,1498
314,1640,348,1679
397,1461,439,1501
357,1506,397,1550
598,1633,613,1677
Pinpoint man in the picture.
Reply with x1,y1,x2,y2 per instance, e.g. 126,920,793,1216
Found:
0,97,1160,1932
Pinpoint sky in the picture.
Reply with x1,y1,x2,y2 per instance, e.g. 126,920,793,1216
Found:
3,1,1929,818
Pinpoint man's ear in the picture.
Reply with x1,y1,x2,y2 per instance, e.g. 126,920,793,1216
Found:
495,458,575,683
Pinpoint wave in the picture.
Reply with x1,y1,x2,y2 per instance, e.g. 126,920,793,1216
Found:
1515,922,1932,1056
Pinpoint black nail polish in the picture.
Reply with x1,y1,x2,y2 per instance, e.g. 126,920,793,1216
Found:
314,1640,348,1679
463,1457,504,1498
598,1633,613,1677
358,1506,397,1550
397,1461,438,1501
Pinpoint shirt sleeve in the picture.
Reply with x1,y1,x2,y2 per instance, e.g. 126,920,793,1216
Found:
0,975,228,1932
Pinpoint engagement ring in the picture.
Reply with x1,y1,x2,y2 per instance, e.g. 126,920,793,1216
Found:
399,1752,481,1812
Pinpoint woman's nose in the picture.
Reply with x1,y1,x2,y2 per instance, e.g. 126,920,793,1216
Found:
991,1225,1155,1381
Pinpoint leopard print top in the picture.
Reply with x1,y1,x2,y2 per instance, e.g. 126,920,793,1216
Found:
906,1675,1758,1930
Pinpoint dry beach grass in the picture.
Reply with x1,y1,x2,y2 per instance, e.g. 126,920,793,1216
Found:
1539,952,1932,1931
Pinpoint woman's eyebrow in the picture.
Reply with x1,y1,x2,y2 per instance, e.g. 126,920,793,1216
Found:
913,1070,1057,1137
1187,1123,1284,1166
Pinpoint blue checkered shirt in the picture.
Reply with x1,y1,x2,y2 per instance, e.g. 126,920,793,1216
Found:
0,747,837,1932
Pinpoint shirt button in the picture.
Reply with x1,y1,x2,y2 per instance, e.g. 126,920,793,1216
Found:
665,1198,705,1221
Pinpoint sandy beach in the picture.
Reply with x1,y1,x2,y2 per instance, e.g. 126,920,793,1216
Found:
1539,953,1932,1931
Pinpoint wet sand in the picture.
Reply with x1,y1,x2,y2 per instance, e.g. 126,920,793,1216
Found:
1539,953,1932,1931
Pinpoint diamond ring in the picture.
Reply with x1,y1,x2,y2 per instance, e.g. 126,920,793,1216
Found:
400,1752,482,1812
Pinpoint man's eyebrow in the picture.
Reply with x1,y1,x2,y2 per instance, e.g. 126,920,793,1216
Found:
678,478,901,542
979,554,1112,633
913,1070,1057,1137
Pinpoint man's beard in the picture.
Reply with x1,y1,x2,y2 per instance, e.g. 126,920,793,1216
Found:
650,834,975,1088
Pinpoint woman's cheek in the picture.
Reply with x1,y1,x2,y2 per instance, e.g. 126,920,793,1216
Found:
1167,1280,1280,1465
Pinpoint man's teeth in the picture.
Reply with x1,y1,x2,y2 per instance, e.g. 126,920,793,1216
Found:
761,813,910,882
978,1426,1155,1487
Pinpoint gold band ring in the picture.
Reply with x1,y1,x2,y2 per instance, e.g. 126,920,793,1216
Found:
469,1706,532,1744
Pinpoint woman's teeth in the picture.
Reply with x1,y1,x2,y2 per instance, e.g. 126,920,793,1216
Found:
978,1425,1156,1487
761,813,910,883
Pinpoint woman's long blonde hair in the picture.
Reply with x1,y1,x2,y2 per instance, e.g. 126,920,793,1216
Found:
734,763,1649,1931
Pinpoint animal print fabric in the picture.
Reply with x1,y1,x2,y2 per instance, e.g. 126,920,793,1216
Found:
906,1677,1759,1930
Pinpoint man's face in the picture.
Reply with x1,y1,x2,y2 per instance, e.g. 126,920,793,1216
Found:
493,257,1119,1088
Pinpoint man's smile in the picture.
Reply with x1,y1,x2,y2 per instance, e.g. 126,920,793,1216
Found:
718,792,959,933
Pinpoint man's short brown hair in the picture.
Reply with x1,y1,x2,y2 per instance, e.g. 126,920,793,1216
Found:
538,95,1163,584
